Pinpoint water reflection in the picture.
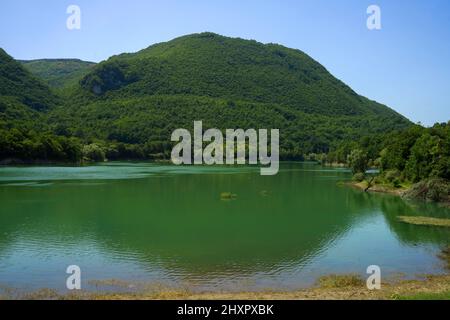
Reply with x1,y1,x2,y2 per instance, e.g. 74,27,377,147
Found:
0,162,448,291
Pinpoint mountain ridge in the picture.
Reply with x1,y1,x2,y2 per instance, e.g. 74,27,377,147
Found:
77,32,405,119
1,33,412,161
0,48,59,111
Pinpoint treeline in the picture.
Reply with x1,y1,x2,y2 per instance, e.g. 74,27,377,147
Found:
380,122,450,182
3,119,448,168
0,128,82,163
0,128,173,164
328,122,450,190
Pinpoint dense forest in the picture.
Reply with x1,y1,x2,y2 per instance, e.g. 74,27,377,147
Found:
2,32,447,192
1,33,413,164
331,122,450,202
334,122,450,181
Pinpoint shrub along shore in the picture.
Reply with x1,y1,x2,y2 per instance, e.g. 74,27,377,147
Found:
336,122,450,206
346,178,450,209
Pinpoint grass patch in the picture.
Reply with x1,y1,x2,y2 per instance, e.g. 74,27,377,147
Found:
393,291,450,300
317,274,365,288
220,192,237,200
397,216,450,227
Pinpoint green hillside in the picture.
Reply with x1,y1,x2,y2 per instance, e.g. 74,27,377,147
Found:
79,32,404,118
0,48,57,131
0,48,59,112
20,59,96,89
1,33,413,162
53,32,410,158
0,49,82,163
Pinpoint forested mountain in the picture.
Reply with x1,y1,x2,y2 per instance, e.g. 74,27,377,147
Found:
0,48,57,132
20,59,96,89
0,49,59,112
77,32,406,118
1,33,413,162
0,49,82,162
51,32,410,158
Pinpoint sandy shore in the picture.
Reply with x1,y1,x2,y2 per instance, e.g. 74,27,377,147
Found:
2,273,448,300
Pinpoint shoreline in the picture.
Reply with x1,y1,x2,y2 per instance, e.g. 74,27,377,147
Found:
343,180,406,196
3,273,449,300
344,180,450,209
4,244,450,300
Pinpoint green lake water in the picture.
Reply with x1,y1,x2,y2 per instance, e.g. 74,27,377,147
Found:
0,162,449,293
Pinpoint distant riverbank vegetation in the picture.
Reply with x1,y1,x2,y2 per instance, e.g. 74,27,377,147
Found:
1,121,449,205
0,127,171,164
330,122,450,204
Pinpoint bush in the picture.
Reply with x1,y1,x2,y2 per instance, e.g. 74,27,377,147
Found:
392,179,401,188
352,172,365,182
317,274,364,288
403,178,450,202
347,149,368,174
384,169,401,183
82,143,106,162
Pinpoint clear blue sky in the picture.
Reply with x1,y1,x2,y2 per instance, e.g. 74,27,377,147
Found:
1,0,449,125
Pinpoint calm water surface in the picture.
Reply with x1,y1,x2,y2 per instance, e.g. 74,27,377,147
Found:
0,162,449,292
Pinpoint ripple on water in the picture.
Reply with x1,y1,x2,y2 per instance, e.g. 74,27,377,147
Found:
0,163,260,183
0,162,449,292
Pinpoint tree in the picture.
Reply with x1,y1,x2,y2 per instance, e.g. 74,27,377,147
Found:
82,144,105,162
347,149,368,174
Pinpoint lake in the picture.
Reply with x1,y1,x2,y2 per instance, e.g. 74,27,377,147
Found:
0,162,449,293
